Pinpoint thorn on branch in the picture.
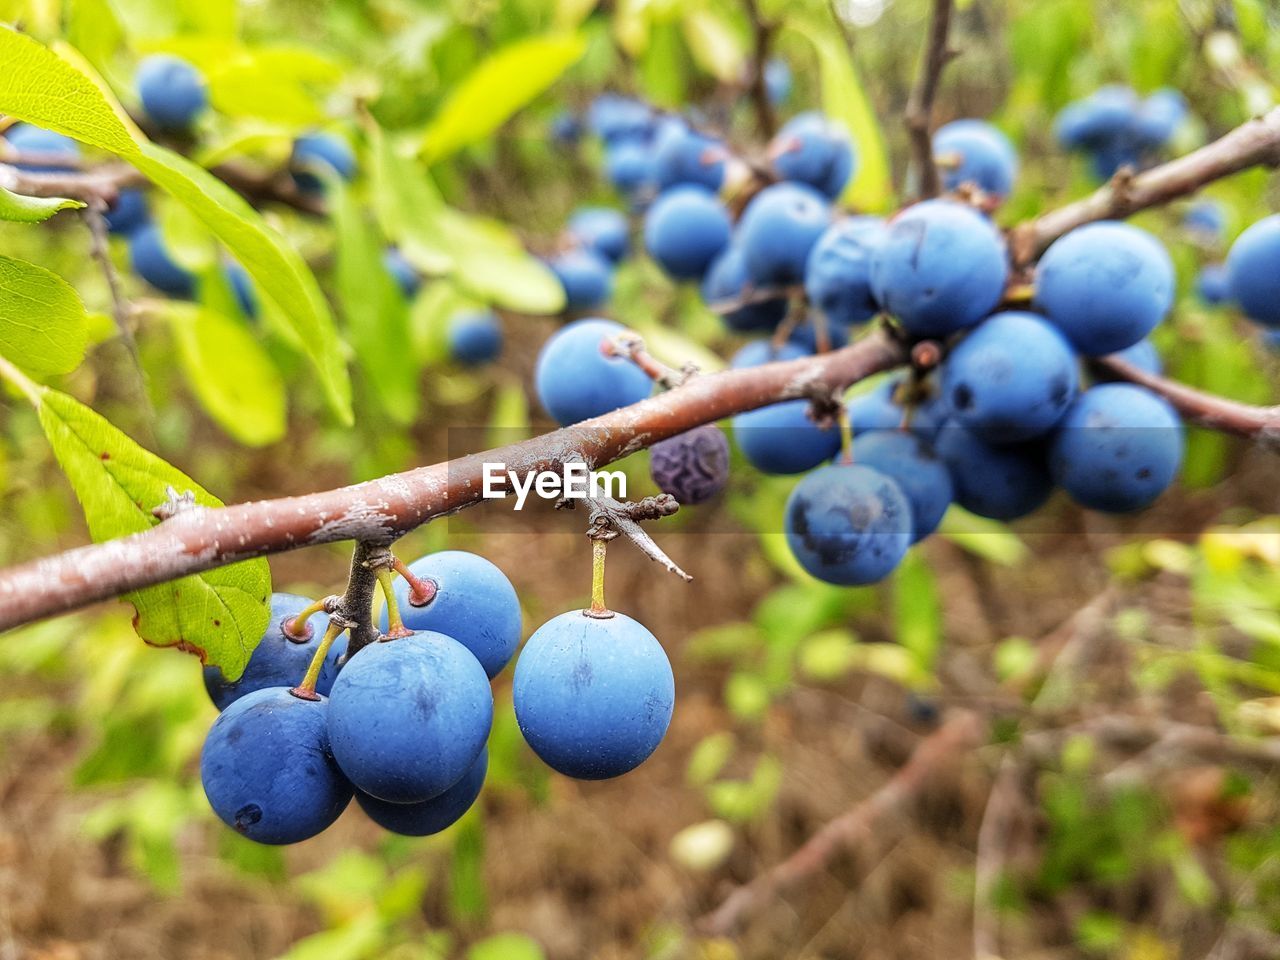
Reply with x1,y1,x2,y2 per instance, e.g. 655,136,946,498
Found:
151,486,200,521
560,489,691,582
604,333,696,389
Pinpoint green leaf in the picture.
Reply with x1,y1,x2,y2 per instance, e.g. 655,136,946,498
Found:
33,388,270,678
468,933,545,960
0,28,353,424
331,176,419,425
164,301,288,447
0,186,84,223
893,552,941,675
681,9,746,83
0,254,89,377
938,509,1028,565
422,31,587,163
790,18,893,211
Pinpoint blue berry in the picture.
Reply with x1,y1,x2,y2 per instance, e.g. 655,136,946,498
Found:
588,94,655,144
568,207,630,264
1183,200,1226,240
933,119,1019,198
383,551,522,679
1134,89,1187,147
224,261,258,318
1226,216,1280,327
128,224,195,299
605,140,655,197
548,248,613,311
3,123,81,172
643,185,732,280
702,246,789,333
328,632,493,803
514,610,674,780
769,112,856,199
535,318,652,425
551,110,582,145
1196,263,1231,306
357,748,487,837
847,376,945,442
730,339,809,369
200,688,352,844
652,121,725,192
1049,383,1183,513
1035,221,1174,354
738,182,831,285
733,401,841,475
804,216,886,327
649,424,731,504
290,133,356,194
935,423,1053,521
384,248,421,299
788,316,852,353
448,310,503,366
870,199,1008,338
104,188,149,235
1107,338,1162,375
136,55,208,130
764,59,792,105
851,431,953,541
940,311,1078,443
784,463,912,584
1054,86,1140,150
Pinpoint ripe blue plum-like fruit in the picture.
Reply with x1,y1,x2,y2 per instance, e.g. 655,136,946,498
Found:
737,182,831,285
290,132,356,194
1196,263,1230,306
870,199,1008,338
1108,338,1162,375
765,59,792,105
1184,200,1226,240
383,551,522,679
851,431,953,542
548,248,613,311
384,248,421,299
769,112,856,199
643,185,732,281
328,632,493,803
535,318,652,426
733,401,841,475
1049,384,1183,513
935,423,1054,521
448,310,504,366
649,424,731,504
203,593,346,711
200,688,353,844
788,316,851,353
136,55,208,130
847,375,946,443
1053,86,1140,150
513,610,674,780
730,339,809,369
104,188,149,235
588,94,655,144
1226,215,1280,327
3,123,81,172
940,312,1078,443
652,122,725,192
784,463,912,585
804,216,886,327
568,207,630,264
1134,88,1187,147
701,246,788,333
128,224,195,299
932,119,1019,198
605,140,655,197
358,748,487,837
1035,221,1174,354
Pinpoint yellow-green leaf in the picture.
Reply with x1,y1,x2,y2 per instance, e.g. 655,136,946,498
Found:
421,31,588,163
681,9,746,83
0,185,84,223
0,254,89,377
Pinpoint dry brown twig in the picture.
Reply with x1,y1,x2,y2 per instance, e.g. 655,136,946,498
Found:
904,0,957,200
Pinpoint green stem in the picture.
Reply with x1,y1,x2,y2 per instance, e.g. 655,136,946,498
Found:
587,538,610,618
290,620,345,700
282,597,328,642
837,404,854,465
0,354,43,407
376,566,413,638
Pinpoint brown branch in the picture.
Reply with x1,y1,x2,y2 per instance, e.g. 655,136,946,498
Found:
740,0,778,139
338,542,387,660
904,0,956,200
81,202,137,354
1010,104,1280,265
1092,354,1280,453
0,333,908,630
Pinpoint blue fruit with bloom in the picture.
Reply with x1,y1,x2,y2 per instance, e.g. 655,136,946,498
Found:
548,248,613,311
1226,215,1280,327
200,688,352,844
847,375,947,442
3,123,81,172
383,248,420,299
1049,384,1183,513
941,312,1078,443
327,632,493,803
290,132,356,194
870,199,1008,338
932,119,1019,198
1035,221,1174,354
732,401,841,475
383,551,521,679
448,310,503,366
784,463,912,584
1134,88,1187,146
764,58,792,105
136,54,208,130
535,318,652,426
935,423,1053,521
357,749,487,837
1196,263,1230,306
587,94,655,144
804,216,886,327
730,339,809,369
568,207,630,264
1108,338,1162,375
1183,200,1226,240
702,246,788,333
738,182,831,285
1053,86,1141,150
104,188,149,235
514,610,674,780
769,112,855,199
605,140,655,196
128,224,195,299
643,185,732,281
850,431,953,541
652,121,726,192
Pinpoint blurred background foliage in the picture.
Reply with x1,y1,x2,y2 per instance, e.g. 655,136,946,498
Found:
1,0,1280,957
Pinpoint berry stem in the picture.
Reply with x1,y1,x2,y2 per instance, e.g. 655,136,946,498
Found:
392,555,437,607
282,596,328,641
837,404,855,465
588,538,609,617
376,566,414,639
290,620,345,701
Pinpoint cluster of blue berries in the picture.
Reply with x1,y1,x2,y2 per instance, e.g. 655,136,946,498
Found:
1055,85,1188,180
200,551,673,844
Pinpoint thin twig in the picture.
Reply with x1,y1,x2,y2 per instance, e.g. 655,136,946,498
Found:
973,755,1021,960
81,202,137,358
739,0,778,139
904,0,957,200
338,542,387,660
